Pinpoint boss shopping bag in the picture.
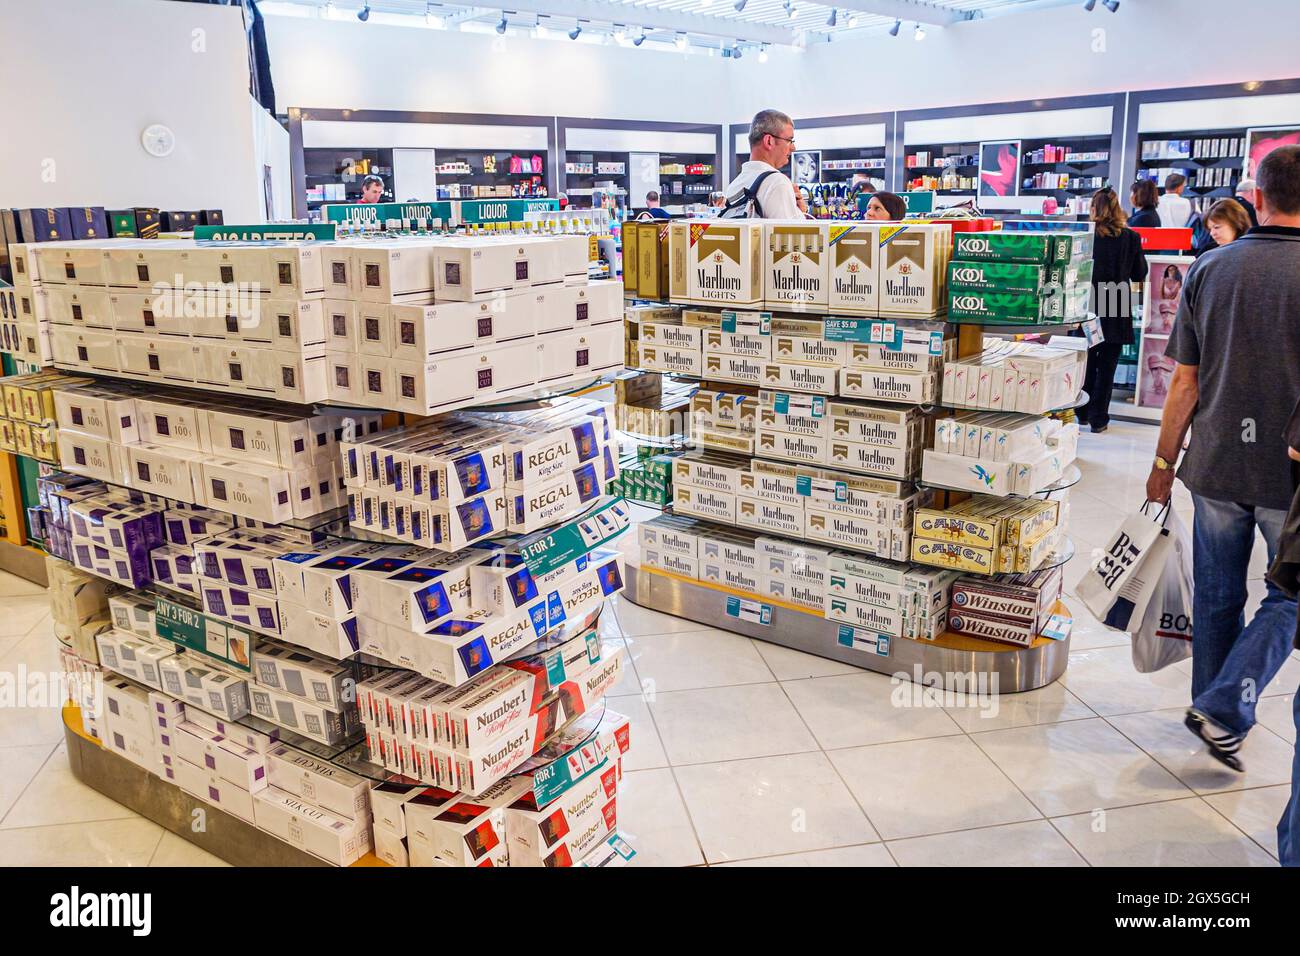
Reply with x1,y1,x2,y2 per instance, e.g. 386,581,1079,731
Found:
1077,500,1171,630
1130,509,1193,673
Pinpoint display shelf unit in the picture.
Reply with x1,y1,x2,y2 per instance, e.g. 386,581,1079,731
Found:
302,147,395,209
903,142,980,196
1134,126,1247,204
430,148,549,201
1119,78,1300,222
289,108,559,219
557,118,723,214
623,304,1083,691
623,565,1071,693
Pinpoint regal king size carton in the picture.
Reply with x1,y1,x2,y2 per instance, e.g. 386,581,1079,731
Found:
669,221,763,307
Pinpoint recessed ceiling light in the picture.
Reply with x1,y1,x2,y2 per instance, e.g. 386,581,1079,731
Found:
914,23,926,40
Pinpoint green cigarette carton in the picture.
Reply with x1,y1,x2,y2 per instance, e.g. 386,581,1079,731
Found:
948,259,1095,298
953,231,1094,264
949,286,1090,324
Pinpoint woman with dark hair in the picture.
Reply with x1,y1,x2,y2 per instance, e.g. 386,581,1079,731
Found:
1129,179,1161,228
864,190,907,221
1081,186,1148,433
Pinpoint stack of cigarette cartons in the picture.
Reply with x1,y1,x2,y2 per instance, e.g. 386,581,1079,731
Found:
948,231,1094,325
157,652,252,721
257,744,373,865
623,305,680,370
617,375,694,440
756,390,929,479
58,645,105,741
911,495,1062,575
4,245,54,365
35,235,619,412
825,553,959,641
45,553,116,661
607,448,678,507
0,371,91,462
65,490,166,589
94,628,177,691
341,399,618,547
946,566,1064,646
355,615,626,798
272,539,425,658
671,453,923,564
940,340,1086,414
246,642,362,746
921,413,1079,497
690,380,757,455
52,379,368,522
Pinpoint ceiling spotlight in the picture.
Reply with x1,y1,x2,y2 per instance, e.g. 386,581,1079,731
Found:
847,13,857,27
782,0,797,19
613,25,626,42
888,18,901,36
675,32,688,50
533,20,548,37
758,43,768,62
914,23,926,40
1083,0,1097,8
1102,0,1120,10
826,8,836,26
632,28,647,45
733,0,747,10
496,14,508,34
357,3,370,21
732,43,743,59
568,22,582,39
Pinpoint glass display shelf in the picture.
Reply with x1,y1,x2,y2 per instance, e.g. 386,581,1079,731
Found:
615,429,690,451
309,374,610,420
918,462,1082,498
937,389,1089,415
953,320,1085,335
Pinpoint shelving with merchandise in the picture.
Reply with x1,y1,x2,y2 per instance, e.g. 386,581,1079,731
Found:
1136,127,1248,206
5,210,637,866
619,217,1086,677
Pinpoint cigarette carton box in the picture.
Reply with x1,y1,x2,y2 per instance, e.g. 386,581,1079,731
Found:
877,224,950,315
826,223,880,313
764,223,829,311
839,368,936,404
265,745,371,822
253,787,373,866
669,220,764,307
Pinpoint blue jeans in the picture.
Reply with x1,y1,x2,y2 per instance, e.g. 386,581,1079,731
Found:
1281,691,1300,866
1190,494,1297,735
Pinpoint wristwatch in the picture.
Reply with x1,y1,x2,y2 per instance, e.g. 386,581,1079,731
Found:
1153,455,1175,471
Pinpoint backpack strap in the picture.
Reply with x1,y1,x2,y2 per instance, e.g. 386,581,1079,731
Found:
721,169,778,219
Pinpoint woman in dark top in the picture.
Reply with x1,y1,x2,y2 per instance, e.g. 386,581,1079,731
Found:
1128,179,1162,229
1080,187,1148,433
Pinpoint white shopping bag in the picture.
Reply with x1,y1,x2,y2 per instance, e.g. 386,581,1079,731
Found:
1131,509,1194,673
1077,501,1171,630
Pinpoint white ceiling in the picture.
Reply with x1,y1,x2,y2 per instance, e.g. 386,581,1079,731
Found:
261,0,1082,50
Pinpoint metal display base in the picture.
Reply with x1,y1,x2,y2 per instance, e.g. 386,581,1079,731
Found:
624,565,1070,694
62,708,369,867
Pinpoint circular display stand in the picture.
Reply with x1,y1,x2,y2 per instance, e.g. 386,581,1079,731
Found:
61,705,381,867
622,564,1070,694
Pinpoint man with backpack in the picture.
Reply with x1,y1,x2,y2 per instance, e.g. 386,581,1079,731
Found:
720,109,807,219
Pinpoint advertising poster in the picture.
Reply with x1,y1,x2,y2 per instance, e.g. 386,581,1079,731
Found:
978,140,1021,197
1245,126,1300,178
793,150,821,186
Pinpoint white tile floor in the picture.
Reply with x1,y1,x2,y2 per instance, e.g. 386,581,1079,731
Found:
2,420,1297,866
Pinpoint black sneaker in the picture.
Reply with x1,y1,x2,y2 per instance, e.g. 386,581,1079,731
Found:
1185,708,1245,772
1091,424,1108,434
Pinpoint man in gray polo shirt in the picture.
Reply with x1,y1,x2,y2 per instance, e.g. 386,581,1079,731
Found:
1147,145,1300,772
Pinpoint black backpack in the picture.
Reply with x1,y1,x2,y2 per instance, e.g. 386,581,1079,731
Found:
719,170,778,219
